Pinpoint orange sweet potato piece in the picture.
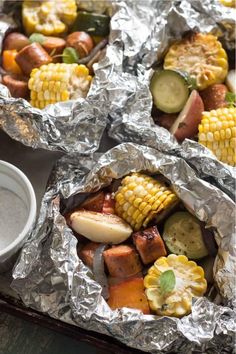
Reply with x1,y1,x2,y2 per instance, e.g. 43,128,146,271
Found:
108,277,150,314
79,242,100,269
133,226,167,264
103,245,142,278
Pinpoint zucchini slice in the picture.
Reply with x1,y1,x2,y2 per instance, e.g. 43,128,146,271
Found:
150,70,190,113
163,211,208,259
72,11,110,37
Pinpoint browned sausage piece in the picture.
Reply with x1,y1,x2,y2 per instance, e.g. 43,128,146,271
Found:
133,226,167,265
79,242,100,269
200,84,228,111
15,43,52,76
2,74,29,98
66,32,94,58
3,32,30,51
42,37,66,56
103,245,142,278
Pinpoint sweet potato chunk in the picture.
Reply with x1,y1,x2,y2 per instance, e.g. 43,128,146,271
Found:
79,242,100,269
133,226,167,264
103,245,142,278
108,277,150,314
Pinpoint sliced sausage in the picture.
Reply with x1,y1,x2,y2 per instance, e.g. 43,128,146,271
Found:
79,242,100,269
103,245,142,278
3,32,30,51
15,43,52,76
2,74,29,99
66,31,94,58
200,84,228,111
42,36,66,56
80,191,105,212
133,226,167,265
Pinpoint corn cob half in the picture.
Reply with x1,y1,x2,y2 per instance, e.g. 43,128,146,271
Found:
219,0,236,7
144,254,207,317
198,107,236,166
115,173,178,231
22,0,77,36
164,33,228,90
28,63,92,109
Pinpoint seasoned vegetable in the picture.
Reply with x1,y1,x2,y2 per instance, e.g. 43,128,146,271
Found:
163,211,208,259
219,0,236,7
150,70,190,113
115,173,178,231
103,245,142,278
69,210,133,244
200,84,228,111
108,276,150,314
198,107,236,166
226,70,236,93
2,50,22,75
144,254,207,317
133,226,167,264
169,90,204,141
15,43,52,76
28,63,91,109
22,0,77,36
164,33,228,90
72,11,110,37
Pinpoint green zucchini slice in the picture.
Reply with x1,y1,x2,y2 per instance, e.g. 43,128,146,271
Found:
163,211,208,259
72,11,110,37
150,70,190,113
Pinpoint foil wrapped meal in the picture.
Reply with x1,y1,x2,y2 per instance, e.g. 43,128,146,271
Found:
12,143,236,353
0,0,117,153
104,0,236,199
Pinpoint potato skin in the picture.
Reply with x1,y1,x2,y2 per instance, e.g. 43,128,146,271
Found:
200,84,228,111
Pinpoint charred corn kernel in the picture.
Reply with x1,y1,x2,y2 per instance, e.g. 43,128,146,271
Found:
219,0,236,7
144,254,207,317
22,0,76,36
164,33,228,90
115,173,178,231
29,63,91,109
198,108,236,166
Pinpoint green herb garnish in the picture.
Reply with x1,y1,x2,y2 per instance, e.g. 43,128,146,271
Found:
29,33,46,44
225,92,236,107
62,47,79,64
160,270,176,295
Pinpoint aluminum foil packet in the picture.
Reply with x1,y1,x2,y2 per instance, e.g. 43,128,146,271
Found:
104,0,236,199
0,0,119,153
12,143,236,353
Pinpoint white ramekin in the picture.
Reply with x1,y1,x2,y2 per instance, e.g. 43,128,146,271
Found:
0,160,36,273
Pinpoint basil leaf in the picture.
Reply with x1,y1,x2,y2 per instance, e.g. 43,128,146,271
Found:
160,270,176,295
29,33,46,44
62,47,79,64
225,92,236,107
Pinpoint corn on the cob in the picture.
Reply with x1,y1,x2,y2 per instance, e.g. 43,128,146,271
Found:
22,0,77,36
28,63,92,109
164,33,228,90
144,254,207,317
114,173,178,231
219,0,236,7
198,107,236,166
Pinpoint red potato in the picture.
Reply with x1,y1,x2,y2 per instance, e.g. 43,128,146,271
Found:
108,276,150,314
80,191,105,212
15,43,52,76
133,226,167,265
2,74,29,98
170,90,204,142
200,84,228,111
79,242,100,269
3,32,30,51
102,193,115,214
103,245,142,278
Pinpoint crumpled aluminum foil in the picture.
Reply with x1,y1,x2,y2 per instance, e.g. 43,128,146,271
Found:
0,0,119,153
105,0,236,199
12,143,236,353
